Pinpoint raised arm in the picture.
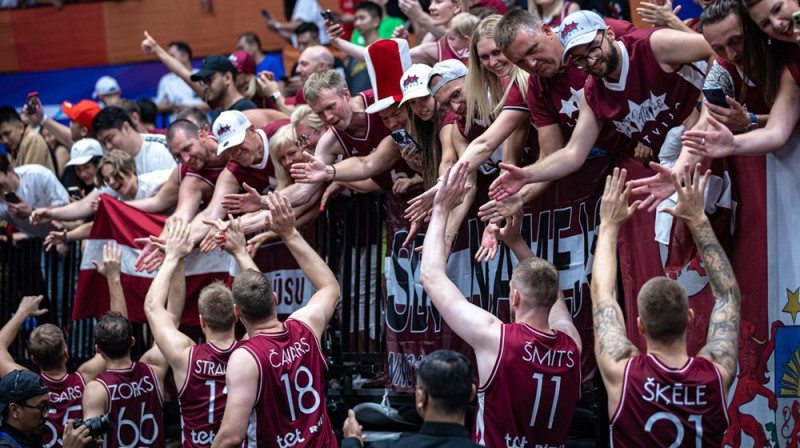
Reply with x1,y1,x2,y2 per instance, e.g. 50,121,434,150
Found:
29,189,100,225
591,168,642,399
662,164,740,392
127,168,180,214
0,295,47,377
650,28,712,68
141,30,206,99
419,164,503,381
206,215,260,272
291,135,401,184
266,192,340,340
144,218,196,388
458,109,529,170
92,241,127,317
189,169,242,246
210,350,259,447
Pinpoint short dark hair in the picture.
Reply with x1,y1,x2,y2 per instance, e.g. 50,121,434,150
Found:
176,107,210,128
416,350,473,414
168,41,193,60
92,106,135,133
0,106,21,126
698,0,739,32
295,21,320,38
637,277,689,343
198,281,237,331
238,32,262,50
166,119,200,144
494,9,542,51
95,311,133,359
136,98,158,125
232,269,275,321
0,153,10,173
355,1,383,20
116,99,140,119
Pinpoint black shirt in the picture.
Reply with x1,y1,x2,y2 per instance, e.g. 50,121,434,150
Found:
0,423,42,448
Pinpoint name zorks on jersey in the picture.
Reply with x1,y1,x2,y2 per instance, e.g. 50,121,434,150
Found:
522,343,576,368
643,377,708,406
269,338,312,368
107,376,155,401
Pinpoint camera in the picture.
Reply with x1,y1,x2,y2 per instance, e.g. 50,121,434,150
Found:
72,413,115,437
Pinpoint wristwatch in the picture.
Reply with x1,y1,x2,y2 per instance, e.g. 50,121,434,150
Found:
270,91,282,102
745,112,758,132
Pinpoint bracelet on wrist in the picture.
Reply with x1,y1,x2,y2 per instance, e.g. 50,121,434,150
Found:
329,164,337,181
64,231,70,243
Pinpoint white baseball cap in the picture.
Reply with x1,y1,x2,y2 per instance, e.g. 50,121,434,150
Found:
213,110,252,155
399,64,433,106
93,76,121,98
66,138,104,167
559,11,608,64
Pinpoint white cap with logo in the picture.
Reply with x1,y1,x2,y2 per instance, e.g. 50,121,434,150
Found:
558,10,608,64
66,138,105,167
213,110,252,155
399,64,433,106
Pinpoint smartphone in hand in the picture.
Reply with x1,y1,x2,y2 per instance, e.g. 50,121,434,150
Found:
391,129,423,154
702,87,730,109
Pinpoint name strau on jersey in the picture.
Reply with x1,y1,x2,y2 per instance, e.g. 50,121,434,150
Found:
504,434,565,448
522,344,576,368
193,360,226,376
612,92,673,142
190,429,215,445
643,378,708,406
107,376,154,401
50,386,82,403
268,338,312,368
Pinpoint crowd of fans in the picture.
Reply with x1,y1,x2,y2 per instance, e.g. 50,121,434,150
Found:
2,0,797,443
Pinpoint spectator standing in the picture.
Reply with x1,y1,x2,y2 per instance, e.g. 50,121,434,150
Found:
154,41,207,121
92,76,121,108
0,106,55,173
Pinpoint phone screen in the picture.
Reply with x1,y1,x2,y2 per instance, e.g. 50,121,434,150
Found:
702,88,730,109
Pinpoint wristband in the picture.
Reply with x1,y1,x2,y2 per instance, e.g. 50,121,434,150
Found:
329,164,337,181
745,113,758,132
270,91,282,101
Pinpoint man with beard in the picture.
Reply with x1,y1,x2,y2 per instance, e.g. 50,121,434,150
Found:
489,10,712,203
190,55,256,121
0,370,50,448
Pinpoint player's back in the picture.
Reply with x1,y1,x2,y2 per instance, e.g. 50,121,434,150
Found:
96,362,164,448
179,341,242,447
41,371,85,448
239,319,337,447
610,353,728,447
474,323,581,448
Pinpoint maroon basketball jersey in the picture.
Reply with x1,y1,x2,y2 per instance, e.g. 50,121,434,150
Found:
502,79,540,166
610,354,729,447
226,120,290,193
528,19,638,155
715,58,770,114
473,323,581,448
96,362,164,448
437,38,470,65
178,341,242,447
583,28,706,150
180,164,224,189
239,319,337,447
41,372,85,448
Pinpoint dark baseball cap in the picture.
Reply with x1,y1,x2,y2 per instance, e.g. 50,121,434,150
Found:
190,55,238,81
0,370,49,414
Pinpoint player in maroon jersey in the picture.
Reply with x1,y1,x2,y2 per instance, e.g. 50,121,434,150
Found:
420,163,582,448
211,191,340,447
81,311,169,448
142,218,242,448
488,10,713,203
591,165,739,447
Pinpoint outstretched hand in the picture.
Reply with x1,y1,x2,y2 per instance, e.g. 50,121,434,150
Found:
488,163,528,201
432,162,471,212
92,241,123,279
160,218,194,260
661,163,709,226
475,223,500,263
290,152,328,184
16,295,48,319
222,182,263,214
627,161,678,213
599,168,640,228
681,115,735,159
134,236,165,272
264,191,296,238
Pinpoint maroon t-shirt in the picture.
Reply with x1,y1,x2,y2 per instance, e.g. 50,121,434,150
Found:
610,354,728,447
583,28,706,149
42,371,85,448
528,19,639,154
437,38,470,65
180,164,224,189
226,120,290,193
96,362,164,448
238,319,337,447
178,341,242,447
473,323,581,448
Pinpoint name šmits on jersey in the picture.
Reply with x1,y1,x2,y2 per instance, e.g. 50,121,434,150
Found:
643,378,709,406
522,342,576,368
269,338,312,368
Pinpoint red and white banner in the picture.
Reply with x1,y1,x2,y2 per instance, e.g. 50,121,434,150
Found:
73,197,314,325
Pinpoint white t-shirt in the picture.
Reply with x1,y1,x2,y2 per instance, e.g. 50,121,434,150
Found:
0,164,68,238
134,135,178,175
291,0,329,46
156,72,205,121
99,169,173,201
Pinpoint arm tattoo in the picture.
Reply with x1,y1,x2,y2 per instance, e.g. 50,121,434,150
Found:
691,219,740,378
594,301,639,362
